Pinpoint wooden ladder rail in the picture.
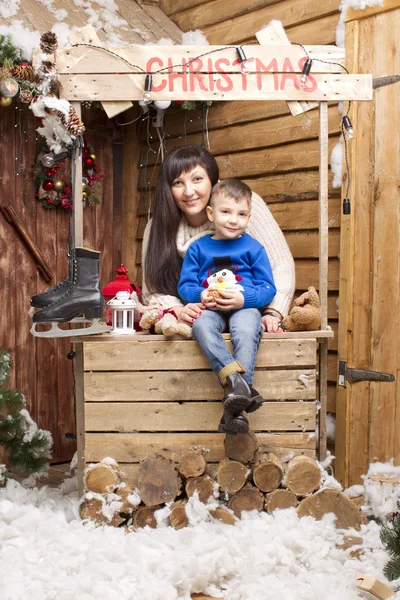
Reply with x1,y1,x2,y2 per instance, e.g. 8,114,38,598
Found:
318,101,329,460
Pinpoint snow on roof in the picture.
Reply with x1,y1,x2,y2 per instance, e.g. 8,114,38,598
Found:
0,0,183,59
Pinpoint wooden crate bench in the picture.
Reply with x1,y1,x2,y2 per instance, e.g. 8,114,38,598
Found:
75,331,332,494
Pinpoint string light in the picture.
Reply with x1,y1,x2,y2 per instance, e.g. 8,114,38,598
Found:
342,115,354,140
236,46,250,74
143,74,153,102
299,58,313,87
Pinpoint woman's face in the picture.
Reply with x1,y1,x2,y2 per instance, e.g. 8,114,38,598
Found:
171,165,212,224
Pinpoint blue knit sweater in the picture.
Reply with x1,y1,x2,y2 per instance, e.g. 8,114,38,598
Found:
178,234,276,309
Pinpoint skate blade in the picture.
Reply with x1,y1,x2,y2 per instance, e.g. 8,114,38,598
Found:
30,318,111,338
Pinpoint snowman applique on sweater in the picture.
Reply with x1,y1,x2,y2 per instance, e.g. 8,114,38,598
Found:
178,233,276,310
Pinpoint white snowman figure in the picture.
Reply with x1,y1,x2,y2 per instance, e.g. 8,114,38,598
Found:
205,267,244,292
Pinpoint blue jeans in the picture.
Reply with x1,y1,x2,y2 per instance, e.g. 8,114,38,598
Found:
192,308,263,386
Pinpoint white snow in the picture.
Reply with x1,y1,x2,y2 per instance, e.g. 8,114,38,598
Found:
181,30,209,46
363,461,400,518
0,473,399,600
330,139,343,188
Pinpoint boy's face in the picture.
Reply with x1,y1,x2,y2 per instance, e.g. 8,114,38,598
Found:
206,193,251,240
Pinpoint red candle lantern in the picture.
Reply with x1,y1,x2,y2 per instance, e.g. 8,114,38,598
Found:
102,264,142,326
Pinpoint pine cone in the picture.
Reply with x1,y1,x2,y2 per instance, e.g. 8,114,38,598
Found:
11,64,38,83
58,106,85,136
40,31,58,55
18,89,33,104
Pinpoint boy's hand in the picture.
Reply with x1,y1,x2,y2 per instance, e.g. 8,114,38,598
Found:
200,289,217,309
215,290,244,311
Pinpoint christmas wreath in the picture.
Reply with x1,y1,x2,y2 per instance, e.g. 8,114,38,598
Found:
33,138,103,210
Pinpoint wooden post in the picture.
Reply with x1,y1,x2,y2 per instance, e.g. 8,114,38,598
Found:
71,102,83,248
74,342,85,498
318,102,329,459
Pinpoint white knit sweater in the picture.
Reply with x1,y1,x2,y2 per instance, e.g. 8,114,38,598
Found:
141,192,295,316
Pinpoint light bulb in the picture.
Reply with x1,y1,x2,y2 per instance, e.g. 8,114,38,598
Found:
153,100,171,110
299,58,313,89
41,153,55,167
143,91,151,102
299,74,308,87
342,115,354,140
240,61,250,74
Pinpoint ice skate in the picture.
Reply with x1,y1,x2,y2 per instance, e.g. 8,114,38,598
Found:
30,248,111,338
29,251,75,317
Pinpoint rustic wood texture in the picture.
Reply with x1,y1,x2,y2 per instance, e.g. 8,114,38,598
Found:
297,489,367,530
85,432,316,463
0,106,121,464
336,6,400,486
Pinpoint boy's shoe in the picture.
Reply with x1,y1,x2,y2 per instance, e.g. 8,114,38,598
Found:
245,387,265,413
218,412,249,435
222,373,252,414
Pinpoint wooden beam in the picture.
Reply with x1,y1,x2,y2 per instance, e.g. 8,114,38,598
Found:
60,73,372,102
346,0,400,22
57,45,346,74
70,102,83,248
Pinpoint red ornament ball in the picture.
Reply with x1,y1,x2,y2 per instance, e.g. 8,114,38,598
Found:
45,168,54,178
84,157,94,168
42,180,54,191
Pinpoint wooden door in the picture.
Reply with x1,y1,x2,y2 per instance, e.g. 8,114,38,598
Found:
335,1,400,485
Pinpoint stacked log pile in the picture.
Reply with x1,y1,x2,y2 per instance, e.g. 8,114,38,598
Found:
80,434,367,531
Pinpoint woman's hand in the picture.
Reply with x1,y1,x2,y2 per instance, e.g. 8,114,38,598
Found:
262,310,283,333
174,303,204,325
215,290,245,311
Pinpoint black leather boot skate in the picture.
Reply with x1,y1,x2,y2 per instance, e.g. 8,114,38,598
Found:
30,251,75,311
31,248,108,338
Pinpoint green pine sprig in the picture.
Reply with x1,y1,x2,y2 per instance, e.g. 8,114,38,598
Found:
380,507,400,581
0,388,25,413
0,348,11,384
0,35,22,66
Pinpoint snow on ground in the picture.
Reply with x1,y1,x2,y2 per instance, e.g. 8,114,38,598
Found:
0,477,398,600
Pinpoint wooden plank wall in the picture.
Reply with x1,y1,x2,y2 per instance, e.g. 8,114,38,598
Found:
0,105,121,462
135,0,342,412
335,1,400,485
82,336,318,487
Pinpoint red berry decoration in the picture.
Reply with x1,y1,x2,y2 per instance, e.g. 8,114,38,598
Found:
45,168,54,177
84,157,94,168
42,180,54,191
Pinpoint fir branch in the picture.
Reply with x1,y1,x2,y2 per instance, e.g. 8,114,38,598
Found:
0,35,22,66
0,389,25,413
0,347,11,384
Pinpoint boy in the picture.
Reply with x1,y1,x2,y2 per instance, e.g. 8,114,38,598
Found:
178,179,276,435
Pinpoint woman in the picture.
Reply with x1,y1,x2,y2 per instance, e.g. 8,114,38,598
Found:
142,145,295,334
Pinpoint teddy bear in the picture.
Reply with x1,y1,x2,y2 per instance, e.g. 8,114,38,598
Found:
131,292,192,338
281,286,321,332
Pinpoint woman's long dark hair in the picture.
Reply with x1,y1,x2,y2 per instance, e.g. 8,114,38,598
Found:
145,145,219,297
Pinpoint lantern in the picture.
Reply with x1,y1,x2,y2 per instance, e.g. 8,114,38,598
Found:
102,264,142,326
108,291,136,334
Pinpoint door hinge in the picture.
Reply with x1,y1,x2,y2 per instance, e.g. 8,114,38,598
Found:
338,360,395,387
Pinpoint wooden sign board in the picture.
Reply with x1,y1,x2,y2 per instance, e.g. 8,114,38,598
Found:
56,45,372,102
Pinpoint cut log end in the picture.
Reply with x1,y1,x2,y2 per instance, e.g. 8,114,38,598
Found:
84,462,121,494
169,500,189,529
285,455,321,496
228,483,264,518
138,455,180,507
186,475,215,504
253,452,284,493
265,489,298,514
224,431,259,463
217,459,249,494
297,489,367,531
178,449,206,478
